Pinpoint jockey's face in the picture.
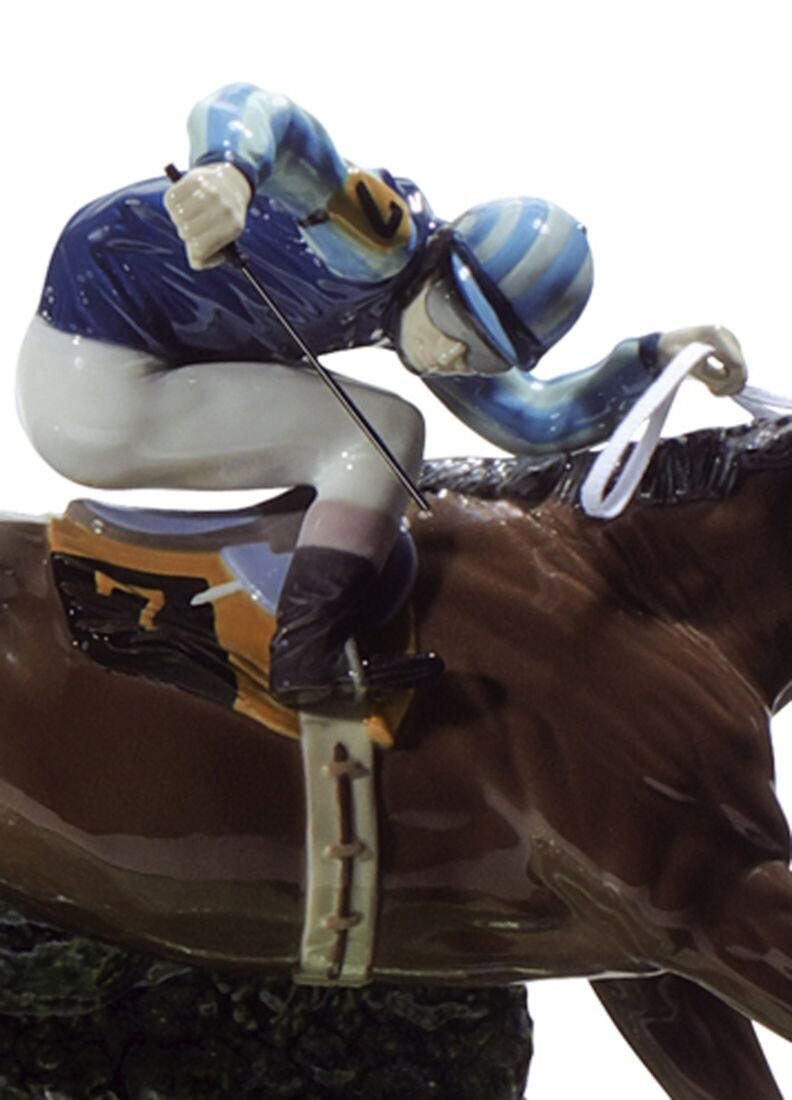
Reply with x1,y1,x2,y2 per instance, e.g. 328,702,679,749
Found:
398,280,468,375
398,275,512,377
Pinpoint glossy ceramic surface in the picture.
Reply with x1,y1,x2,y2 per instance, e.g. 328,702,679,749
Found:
0,420,791,1095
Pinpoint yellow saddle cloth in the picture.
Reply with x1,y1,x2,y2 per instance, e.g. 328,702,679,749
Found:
48,500,414,747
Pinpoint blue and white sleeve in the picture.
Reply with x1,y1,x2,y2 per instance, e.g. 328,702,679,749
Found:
422,335,662,456
187,83,348,219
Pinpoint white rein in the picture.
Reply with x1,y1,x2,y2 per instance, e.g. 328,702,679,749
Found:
580,342,792,520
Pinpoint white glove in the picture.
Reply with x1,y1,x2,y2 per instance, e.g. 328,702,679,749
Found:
657,324,747,396
164,162,252,270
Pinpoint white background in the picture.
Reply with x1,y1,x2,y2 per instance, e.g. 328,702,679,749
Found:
2,1,792,1095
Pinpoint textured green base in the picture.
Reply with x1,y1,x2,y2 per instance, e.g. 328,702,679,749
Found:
0,906,532,1098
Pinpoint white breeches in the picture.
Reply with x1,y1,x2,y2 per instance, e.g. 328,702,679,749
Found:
17,318,425,563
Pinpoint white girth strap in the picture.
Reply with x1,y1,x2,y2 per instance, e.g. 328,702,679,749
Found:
294,707,379,986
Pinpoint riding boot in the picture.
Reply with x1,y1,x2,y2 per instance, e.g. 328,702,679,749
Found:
269,545,443,707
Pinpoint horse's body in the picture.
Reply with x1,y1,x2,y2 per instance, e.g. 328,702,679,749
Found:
1,420,792,1097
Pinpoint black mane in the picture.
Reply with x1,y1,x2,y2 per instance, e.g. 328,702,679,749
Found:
419,417,792,508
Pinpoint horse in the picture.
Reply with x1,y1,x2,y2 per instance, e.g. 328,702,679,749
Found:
0,416,791,1098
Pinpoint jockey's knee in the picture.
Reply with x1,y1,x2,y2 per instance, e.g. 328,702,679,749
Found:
366,392,425,472
313,395,425,514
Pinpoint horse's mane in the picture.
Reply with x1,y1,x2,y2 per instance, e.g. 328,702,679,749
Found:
420,417,792,508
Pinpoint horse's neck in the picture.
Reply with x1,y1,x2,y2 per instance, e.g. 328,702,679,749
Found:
611,472,792,712
417,472,792,715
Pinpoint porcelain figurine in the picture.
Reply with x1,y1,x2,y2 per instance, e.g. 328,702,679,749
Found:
16,82,743,708
4,86,789,1099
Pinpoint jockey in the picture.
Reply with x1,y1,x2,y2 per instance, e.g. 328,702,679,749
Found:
16,83,744,706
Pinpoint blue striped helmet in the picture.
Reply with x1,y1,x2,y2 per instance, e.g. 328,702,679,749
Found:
449,197,593,368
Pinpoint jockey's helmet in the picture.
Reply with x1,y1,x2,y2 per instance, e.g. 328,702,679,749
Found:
423,197,594,373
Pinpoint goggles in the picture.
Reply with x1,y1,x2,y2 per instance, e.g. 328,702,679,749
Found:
422,258,511,374
422,240,545,374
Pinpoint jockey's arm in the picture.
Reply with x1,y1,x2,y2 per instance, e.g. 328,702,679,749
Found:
167,83,417,276
421,335,662,456
187,83,347,215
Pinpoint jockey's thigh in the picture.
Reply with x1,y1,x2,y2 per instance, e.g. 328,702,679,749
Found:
16,318,424,513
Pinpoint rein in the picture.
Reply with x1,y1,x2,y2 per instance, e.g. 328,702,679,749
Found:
581,344,792,519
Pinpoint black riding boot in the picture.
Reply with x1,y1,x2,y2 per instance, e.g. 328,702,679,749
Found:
269,545,443,707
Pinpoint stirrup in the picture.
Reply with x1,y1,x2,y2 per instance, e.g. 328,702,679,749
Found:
270,641,444,709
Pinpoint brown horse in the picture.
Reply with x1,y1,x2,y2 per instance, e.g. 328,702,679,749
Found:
0,417,791,1098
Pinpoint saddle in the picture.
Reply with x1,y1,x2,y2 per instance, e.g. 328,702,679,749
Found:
47,490,418,747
